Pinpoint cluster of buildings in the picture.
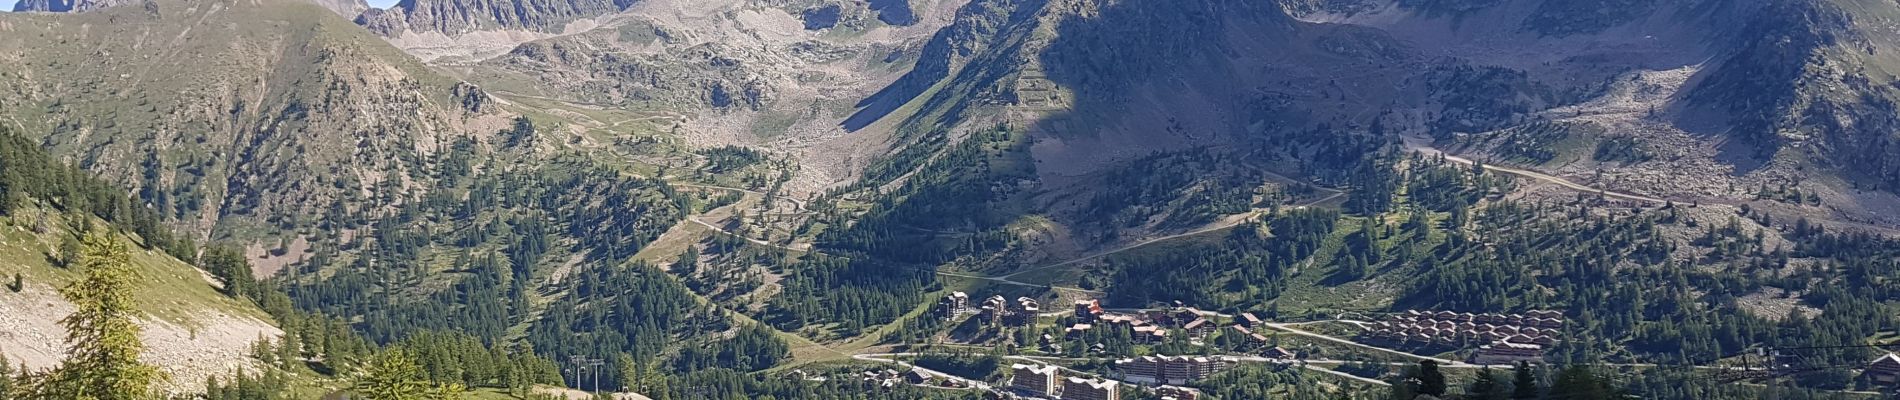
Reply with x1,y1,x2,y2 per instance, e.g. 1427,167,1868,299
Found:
1065,301,1218,343
1110,355,1235,385
939,292,1040,326
1009,364,1119,400
1357,310,1565,364
854,367,937,389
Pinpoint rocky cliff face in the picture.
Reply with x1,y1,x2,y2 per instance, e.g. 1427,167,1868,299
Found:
13,0,358,14
11,0,132,12
357,0,635,36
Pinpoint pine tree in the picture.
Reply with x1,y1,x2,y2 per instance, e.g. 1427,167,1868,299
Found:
204,375,222,400
1416,360,1447,397
615,353,638,392
1510,362,1539,399
355,349,428,400
1549,365,1617,400
1467,366,1506,400
30,231,163,400
0,350,14,398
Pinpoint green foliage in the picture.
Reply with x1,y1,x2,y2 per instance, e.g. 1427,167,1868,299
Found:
203,369,291,400
1592,136,1654,164
0,350,14,398
654,368,978,400
505,116,537,148
697,145,767,174
764,253,933,336
674,323,790,372
1107,208,1338,308
1083,150,1260,230
1189,364,1371,400
525,261,780,391
389,331,561,390
353,349,430,400
911,351,1003,381
1511,362,1538,399
1466,367,1507,400
202,246,256,298
1547,365,1621,400
817,127,1027,264
0,128,192,261
288,155,687,344
25,232,162,400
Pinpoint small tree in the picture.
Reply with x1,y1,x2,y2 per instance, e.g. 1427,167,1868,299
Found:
1511,362,1539,399
0,350,15,398
29,231,163,400
1467,366,1507,400
1416,360,1447,397
55,234,82,268
355,349,427,400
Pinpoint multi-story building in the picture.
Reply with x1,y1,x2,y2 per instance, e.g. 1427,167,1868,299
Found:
1063,377,1120,400
938,292,970,319
1116,356,1163,384
1011,364,1060,396
1113,355,1231,385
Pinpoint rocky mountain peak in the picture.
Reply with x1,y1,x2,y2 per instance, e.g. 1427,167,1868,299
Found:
358,0,636,37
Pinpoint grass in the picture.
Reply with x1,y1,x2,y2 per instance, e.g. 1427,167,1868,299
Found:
0,207,272,326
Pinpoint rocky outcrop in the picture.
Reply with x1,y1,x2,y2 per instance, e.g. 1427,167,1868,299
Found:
306,0,369,18
359,0,637,36
802,4,842,30
868,0,916,26
11,0,75,12
10,0,131,12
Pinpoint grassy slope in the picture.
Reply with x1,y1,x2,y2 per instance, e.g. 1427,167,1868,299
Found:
0,206,269,324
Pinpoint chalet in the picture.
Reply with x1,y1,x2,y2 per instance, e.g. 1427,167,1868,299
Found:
906,368,931,384
1076,299,1105,321
1262,347,1297,360
1238,312,1263,328
1183,318,1214,339
1174,308,1205,325
1472,341,1545,364
1868,353,1900,386
1067,323,1094,338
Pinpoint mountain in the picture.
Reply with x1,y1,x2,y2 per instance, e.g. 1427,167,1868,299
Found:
0,126,281,396
11,0,367,15
14,0,1900,398
0,0,508,257
355,0,633,37
9,0,131,12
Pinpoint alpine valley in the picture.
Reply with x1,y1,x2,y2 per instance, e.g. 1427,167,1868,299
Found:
4,0,1900,399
